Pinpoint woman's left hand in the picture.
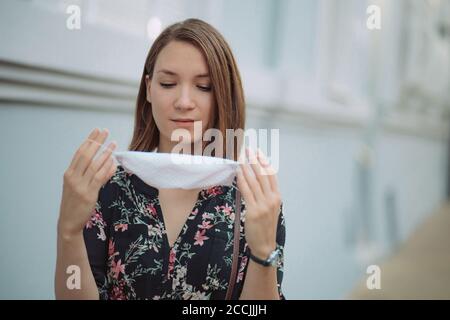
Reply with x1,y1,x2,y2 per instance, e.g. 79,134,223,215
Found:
236,147,282,260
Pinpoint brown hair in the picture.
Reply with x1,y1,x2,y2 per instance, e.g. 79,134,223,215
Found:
128,18,245,161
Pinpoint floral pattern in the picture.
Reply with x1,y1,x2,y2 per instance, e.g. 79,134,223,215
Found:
83,165,286,300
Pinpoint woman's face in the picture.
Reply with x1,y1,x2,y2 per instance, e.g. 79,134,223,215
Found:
146,40,214,153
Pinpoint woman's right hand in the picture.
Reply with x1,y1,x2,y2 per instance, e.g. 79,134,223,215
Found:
58,128,117,238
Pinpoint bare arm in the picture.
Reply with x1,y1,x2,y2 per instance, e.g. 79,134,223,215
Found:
236,148,286,300
239,260,280,300
55,230,99,299
54,128,117,300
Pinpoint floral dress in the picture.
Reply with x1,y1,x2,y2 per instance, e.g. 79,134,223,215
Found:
83,165,286,300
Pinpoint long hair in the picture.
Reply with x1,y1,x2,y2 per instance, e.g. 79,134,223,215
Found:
128,18,245,161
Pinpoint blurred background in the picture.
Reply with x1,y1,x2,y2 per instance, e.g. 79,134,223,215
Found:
0,0,449,299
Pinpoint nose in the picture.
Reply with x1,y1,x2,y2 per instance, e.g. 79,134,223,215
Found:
174,86,195,110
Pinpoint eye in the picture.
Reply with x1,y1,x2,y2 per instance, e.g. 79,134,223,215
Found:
160,83,211,92
160,83,175,88
197,85,212,92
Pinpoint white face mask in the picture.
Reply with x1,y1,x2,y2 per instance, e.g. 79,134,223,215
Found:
111,151,240,189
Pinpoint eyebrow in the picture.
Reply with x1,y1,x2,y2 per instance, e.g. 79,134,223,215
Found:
156,69,210,78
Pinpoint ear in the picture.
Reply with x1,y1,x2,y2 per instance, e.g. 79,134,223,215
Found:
145,75,152,103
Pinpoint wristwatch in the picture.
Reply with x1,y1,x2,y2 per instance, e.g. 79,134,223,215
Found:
249,247,281,267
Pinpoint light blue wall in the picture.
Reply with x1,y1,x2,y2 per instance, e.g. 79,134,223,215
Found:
276,121,446,299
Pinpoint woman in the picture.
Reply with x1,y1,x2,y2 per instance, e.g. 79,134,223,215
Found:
55,18,285,300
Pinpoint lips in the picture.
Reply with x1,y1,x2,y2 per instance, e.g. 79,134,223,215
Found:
171,119,196,127
172,119,194,122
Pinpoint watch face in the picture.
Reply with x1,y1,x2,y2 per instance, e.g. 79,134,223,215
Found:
250,248,281,267
268,249,281,266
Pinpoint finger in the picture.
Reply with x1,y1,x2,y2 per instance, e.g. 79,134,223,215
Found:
106,160,118,183
85,141,117,186
247,148,272,196
101,155,118,184
76,128,109,176
73,128,105,174
89,155,115,190
256,148,271,168
256,149,279,192
69,128,100,171
267,166,279,194
236,166,255,205
241,156,264,201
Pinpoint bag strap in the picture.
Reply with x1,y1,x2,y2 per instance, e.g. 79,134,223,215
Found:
225,189,241,300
